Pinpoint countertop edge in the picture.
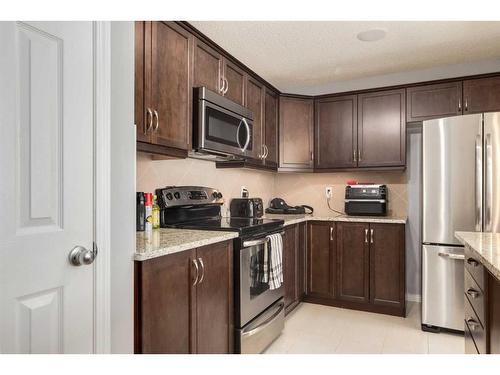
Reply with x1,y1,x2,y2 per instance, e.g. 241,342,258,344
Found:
455,231,500,281
267,215,407,226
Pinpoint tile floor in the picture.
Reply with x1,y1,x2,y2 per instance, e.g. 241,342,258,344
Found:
264,302,464,354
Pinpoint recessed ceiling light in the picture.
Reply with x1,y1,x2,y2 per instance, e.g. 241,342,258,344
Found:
356,29,386,42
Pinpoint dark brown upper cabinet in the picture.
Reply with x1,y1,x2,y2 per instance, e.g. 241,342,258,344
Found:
315,95,357,169
279,96,314,171
463,76,500,114
336,222,370,304
193,37,224,94
264,88,279,166
223,59,246,105
406,81,463,122
307,221,335,298
245,76,265,160
135,21,192,158
357,89,406,168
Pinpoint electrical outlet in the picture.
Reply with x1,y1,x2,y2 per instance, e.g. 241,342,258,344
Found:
241,186,248,198
325,186,333,199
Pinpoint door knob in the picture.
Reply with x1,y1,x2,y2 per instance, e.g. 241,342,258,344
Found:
69,244,98,266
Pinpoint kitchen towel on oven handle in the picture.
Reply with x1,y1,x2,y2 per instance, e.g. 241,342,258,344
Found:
268,233,283,290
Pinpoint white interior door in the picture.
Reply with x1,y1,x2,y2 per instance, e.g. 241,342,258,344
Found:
0,21,95,353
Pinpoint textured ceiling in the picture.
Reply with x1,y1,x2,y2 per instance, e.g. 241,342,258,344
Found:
190,21,500,94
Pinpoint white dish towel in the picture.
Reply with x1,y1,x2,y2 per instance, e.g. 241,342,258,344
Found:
267,233,283,290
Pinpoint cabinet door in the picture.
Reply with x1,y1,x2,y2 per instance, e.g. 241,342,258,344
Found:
279,97,314,170
223,59,246,105
283,225,298,312
369,224,405,311
148,21,192,150
464,76,500,114
264,88,279,165
245,76,265,160
307,222,334,298
406,82,463,122
315,95,357,169
135,21,150,143
193,38,223,93
135,249,196,354
336,222,370,303
297,222,307,300
195,241,233,354
357,89,406,168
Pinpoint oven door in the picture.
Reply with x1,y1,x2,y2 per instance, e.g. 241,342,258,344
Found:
199,98,253,157
238,236,284,327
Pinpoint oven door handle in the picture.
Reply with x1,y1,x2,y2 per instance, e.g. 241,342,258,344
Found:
243,237,270,248
241,301,284,338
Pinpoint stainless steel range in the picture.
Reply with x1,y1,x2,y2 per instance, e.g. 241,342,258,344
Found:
155,186,285,353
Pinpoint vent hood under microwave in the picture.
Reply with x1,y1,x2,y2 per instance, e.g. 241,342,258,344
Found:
192,87,254,159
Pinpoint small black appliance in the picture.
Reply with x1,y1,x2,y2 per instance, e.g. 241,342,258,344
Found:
344,184,388,216
265,198,314,215
230,198,264,218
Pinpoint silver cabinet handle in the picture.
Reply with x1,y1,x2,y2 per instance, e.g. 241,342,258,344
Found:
467,288,480,299
466,317,480,331
259,145,265,159
241,118,251,152
223,77,229,95
219,74,225,94
153,109,159,132
438,252,465,260
358,149,362,162
263,144,269,159
458,97,462,112
465,98,468,111
145,108,153,134
69,244,97,266
353,149,357,162
370,229,374,244
364,229,368,243
198,257,205,284
192,259,199,286
467,257,479,267
330,226,333,241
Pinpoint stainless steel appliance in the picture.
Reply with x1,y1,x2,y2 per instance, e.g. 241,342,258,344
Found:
344,184,388,216
155,186,285,353
422,113,500,332
230,197,264,218
192,87,254,159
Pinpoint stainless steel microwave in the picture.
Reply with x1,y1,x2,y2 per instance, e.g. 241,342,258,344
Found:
193,87,254,158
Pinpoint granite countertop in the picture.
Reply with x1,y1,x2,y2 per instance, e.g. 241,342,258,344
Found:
455,231,500,281
135,228,238,261
263,214,407,226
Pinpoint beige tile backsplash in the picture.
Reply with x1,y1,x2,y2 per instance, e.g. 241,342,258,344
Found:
137,154,408,218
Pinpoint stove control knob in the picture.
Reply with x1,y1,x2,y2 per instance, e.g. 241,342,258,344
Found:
212,191,218,199
174,192,181,199
217,192,223,199
166,193,173,200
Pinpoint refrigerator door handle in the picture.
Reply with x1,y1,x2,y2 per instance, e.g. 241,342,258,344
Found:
475,134,483,232
485,133,493,232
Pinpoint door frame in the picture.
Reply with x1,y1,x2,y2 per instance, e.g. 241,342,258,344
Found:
93,21,112,354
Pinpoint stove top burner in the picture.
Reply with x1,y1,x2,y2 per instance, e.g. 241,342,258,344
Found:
168,216,284,236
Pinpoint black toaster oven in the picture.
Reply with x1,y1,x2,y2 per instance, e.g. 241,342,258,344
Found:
344,184,388,216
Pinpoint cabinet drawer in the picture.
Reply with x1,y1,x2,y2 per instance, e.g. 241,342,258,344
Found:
465,246,485,291
465,322,479,354
465,297,486,353
465,269,485,325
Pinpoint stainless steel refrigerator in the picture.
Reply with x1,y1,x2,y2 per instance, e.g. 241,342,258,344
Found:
422,112,500,332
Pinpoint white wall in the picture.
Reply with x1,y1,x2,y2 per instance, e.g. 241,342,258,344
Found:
110,21,135,353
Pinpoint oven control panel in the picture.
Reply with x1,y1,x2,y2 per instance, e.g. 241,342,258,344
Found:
156,186,224,208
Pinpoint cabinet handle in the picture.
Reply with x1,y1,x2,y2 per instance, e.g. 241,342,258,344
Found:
153,109,159,132
264,145,269,159
467,258,479,267
330,227,333,241
192,259,199,286
145,108,153,134
198,257,205,284
353,149,357,162
223,77,229,95
310,151,314,161
219,76,225,94
466,288,480,299
370,229,374,244
364,229,368,243
465,98,468,111
358,149,362,162
466,317,480,331
458,97,462,112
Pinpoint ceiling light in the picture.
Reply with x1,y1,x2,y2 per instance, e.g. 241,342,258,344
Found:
356,29,386,42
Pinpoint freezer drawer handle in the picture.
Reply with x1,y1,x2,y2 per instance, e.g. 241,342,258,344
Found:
438,252,465,260
241,301,284,338
466,288,480,299
467,258,479,267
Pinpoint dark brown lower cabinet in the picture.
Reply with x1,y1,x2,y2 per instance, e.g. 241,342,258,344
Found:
135,240,233,354
283,223,307,315
304,221,406,317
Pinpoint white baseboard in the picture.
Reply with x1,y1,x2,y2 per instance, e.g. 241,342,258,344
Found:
406,293,422,303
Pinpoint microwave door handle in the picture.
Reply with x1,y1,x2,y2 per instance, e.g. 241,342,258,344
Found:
241,117,251,152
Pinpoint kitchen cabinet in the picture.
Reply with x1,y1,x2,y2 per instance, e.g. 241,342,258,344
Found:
136,21,192,158
307,221,335,298
336,222,370,304
264,88,279,166
193,37,223,94
245,76,265,160
223,59,246,105
406,81,463,122
297,222,307,300
463,76,500,114
283,222,307,315
135,240,233,354
279,96,314,171
357,89,406,168
315,95,357,169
